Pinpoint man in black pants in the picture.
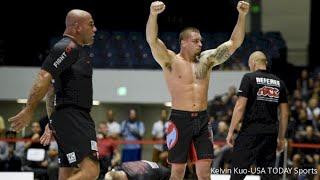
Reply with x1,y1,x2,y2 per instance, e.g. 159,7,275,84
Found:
104,160,170,180
9,9,99,180
226,51,289,180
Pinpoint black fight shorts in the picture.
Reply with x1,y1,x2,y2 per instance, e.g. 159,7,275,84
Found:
166,109,214,163
50,105,98,167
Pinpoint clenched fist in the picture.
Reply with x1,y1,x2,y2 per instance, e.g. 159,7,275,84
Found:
237,1,250,15
150,1,166,15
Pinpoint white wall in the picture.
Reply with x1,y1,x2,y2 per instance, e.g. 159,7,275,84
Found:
0,172,33,180
262,0,310,65
0,67,248,160
0,67,247,103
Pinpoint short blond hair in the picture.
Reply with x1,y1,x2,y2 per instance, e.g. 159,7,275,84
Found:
179,27,200,44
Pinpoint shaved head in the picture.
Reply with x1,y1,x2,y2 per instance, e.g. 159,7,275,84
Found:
249,51,268,65
63,9,96,46
65,9,91,27
248,51,268,71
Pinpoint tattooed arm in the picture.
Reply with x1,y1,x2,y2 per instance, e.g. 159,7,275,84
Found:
25,70,52,113
46,84,55,118
200,1,249,67
8,70,52,132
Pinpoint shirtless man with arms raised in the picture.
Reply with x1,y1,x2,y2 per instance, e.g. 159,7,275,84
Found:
146,1,249,180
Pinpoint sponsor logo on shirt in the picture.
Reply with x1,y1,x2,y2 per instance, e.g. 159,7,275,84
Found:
65,47,72,54
256,77,280,87
257,86,279,98
257,86,280,102
53,52,67,68
91,140,98,151
66,152,76,164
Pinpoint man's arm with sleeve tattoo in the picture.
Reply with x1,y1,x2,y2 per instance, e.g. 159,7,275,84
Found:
9,70,52,132
199,44,232,68
26,70,52,112
200,1,249,67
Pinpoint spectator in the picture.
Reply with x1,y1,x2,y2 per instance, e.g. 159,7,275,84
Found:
24,122,48,179
97,122,108,137
296,69,313,100
121,109,145,162
306,98,320,122
151,109,168,163
213,121,228,141
47,140,59,180
96,122,121,179
300,126,320,166
0,131,22,171
106,110,121,138
0,115,5,137
24,122,43,149
0,132,9,171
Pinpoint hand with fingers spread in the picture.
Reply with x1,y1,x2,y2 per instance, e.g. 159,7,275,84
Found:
237,1,250,15
150,1,166,16
8,108,33,133
40,124,53,146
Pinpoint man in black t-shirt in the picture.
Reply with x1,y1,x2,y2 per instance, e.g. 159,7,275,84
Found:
105,160,170,180
226,51,289,180
9,9,99,180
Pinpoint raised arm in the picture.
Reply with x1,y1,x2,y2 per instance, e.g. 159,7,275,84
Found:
201,1,250,67
146,1,175,68
9,70,52,132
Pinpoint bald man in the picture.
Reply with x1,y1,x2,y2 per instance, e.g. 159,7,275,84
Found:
8,9,99,180
226,51,289,180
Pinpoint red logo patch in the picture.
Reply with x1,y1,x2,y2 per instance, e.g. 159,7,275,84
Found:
166,121,178,150
257,86,279,98
65,47,72,54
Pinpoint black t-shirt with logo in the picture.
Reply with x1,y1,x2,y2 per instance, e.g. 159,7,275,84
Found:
237,70,288,135
41,36,93,110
